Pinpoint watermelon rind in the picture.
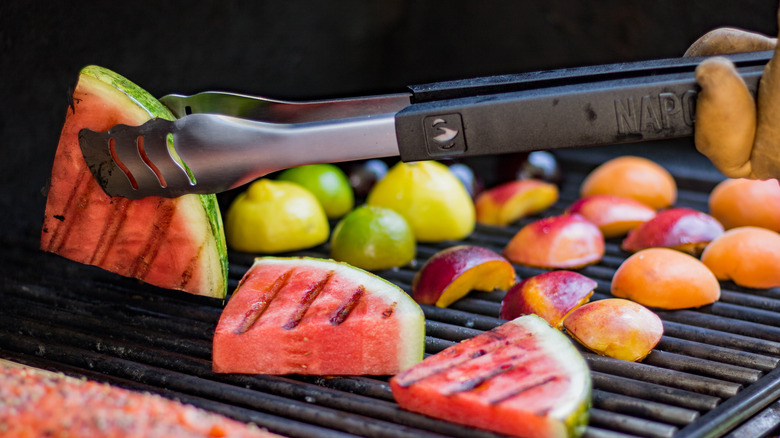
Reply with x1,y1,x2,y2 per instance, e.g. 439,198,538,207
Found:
41,65,228,298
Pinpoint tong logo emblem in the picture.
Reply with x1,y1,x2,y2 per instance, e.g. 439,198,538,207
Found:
423,114,466,156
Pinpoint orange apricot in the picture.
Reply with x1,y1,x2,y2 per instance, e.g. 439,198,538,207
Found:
580,156,677,210
708,178,780,232
611,248,720,309
701,226,780,289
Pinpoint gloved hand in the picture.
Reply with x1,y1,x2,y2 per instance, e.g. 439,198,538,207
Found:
685,12,780,179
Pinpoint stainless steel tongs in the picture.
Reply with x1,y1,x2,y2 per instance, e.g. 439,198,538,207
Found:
78,51,772,199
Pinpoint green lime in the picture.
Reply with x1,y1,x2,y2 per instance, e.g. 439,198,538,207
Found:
330,205,416,271
277,164,355,219
226,179,329,253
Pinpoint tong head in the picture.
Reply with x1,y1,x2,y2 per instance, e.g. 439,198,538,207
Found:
79,118,200,199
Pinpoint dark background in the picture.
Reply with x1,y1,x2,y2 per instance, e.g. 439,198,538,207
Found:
2,0,778,240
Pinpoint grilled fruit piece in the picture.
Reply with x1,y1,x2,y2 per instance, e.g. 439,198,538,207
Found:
701,226,780,289
40,65,228,298
708,178,780,232
580,155,677,210
563,298,664,362
566,195,656,238
475,179,559,226
412,245,516,308
621,207,724,255
500,271,597,328
0,363,282,438
213,257,425,375
504,214,605,269
390,314,591,438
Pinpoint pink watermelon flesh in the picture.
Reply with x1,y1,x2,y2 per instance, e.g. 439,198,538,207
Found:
390,314,591,438
40,66,227,298
212,257,425,375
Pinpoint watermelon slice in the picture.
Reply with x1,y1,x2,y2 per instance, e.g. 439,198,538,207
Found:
0,363,282,437
390,314,591,438
212,257,425,375
40,65,228,298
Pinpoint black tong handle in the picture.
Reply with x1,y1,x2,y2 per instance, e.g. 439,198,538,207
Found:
395,51,771,161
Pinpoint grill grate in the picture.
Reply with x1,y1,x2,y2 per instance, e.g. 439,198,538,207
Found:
2,151,780,438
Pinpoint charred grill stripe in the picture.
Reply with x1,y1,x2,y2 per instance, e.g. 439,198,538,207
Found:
329,286,365,325
381,302,397,319
91,197,131,266
440,362,519,396
393,335,511,388
234,268,294,334
47,170,91,253
131,200,175,280
283,270,335,330
487,376,560,405
177,244,201,289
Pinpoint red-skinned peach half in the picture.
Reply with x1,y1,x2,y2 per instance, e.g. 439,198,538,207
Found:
612,248,721,309
412,245,516,308
701,226,780,289
709,178,780,232
567,195,656,238
503,214,605,269
475,179,559,226
621,207,724,255
499,270,597,328
563,298,664,362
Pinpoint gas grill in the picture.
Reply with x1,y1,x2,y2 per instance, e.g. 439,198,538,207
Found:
2,140,780,438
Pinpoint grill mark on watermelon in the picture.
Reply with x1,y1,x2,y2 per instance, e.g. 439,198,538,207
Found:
329,285,365,325
130,200,175,280
393,332,512,387
487,375,560,405
283,270,335,330
91,197,132,266
45,170,92,253
440,361,520,395
234,268,295,334
382,302,397,319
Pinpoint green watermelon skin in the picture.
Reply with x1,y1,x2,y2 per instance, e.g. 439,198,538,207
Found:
212,257,425,375
40,66,228,298
390,315,591,438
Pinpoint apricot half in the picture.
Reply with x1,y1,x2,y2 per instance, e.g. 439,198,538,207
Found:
708,178,780,232
475,179,559,226
611,248,720,309
563,298,664,362
580,156,677,210
701,226,780,289
503,214,605,269
621,207,724,255
500,270,597,328
412,245,516,307
567,194,656,238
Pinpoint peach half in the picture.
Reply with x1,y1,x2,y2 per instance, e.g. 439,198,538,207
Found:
503,214,605,269
612,248,721,309
563,298,664,362
580,156,677,210
475,179,559,226
567,194,656,238
708,178,780,232
499,270,597,328
701,226,780,289
412,245,516,307
621,207,724,255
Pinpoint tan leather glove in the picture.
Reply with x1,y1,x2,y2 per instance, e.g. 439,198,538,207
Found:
686,15,780,179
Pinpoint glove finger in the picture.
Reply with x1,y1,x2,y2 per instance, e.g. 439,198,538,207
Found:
694,57,756,178
684,27,776,57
